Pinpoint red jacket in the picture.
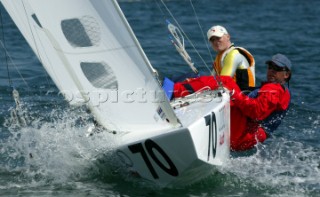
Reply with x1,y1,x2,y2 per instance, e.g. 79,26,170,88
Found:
173,76,291,151
230,79,290,150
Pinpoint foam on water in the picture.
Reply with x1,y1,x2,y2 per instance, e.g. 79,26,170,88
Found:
0,98,121,190
222,110,320,196
1,92,320,196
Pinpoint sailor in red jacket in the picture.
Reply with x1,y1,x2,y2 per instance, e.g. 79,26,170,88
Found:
172,53,292,151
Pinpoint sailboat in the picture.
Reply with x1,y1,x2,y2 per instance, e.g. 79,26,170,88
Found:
1,0,230,187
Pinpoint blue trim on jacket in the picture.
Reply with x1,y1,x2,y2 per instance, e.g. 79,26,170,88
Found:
247,86,291,134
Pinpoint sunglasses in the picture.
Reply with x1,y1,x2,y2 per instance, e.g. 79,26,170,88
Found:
268,63,288,72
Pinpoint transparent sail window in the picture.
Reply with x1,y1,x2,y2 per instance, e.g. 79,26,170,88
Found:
61,16,100,47
80,62,118,89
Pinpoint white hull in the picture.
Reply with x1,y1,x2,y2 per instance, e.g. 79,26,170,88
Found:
116,90,230,187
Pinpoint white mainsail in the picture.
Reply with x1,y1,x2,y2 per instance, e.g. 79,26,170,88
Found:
1,0,180,132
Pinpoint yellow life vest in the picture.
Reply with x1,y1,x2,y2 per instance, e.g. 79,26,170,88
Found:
213,46,255,91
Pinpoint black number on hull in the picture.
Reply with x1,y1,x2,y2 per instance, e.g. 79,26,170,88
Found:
128,139,178,179
204,112,217,161
128,142,158,178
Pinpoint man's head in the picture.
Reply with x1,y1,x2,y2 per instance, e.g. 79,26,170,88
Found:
266,54,292,84
207,25,231,52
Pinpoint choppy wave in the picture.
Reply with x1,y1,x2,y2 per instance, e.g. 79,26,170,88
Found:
1,94,319,196
0,98,121,190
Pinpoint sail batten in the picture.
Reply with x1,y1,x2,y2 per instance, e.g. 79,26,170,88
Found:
1,0,180,132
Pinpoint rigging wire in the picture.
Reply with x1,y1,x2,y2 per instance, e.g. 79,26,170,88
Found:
189,0,214,73
0,4,29,127
159,0,212,74
188,0,223,87
0,4,30,89
157,0,224,88
154,0,167,22
0,4,12,87
0,42,30,89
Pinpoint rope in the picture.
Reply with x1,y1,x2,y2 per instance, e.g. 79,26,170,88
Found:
168,23,198,74
159,0,212,74
158,0,224,89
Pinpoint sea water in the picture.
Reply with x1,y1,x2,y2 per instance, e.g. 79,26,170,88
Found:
0,0,319,196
